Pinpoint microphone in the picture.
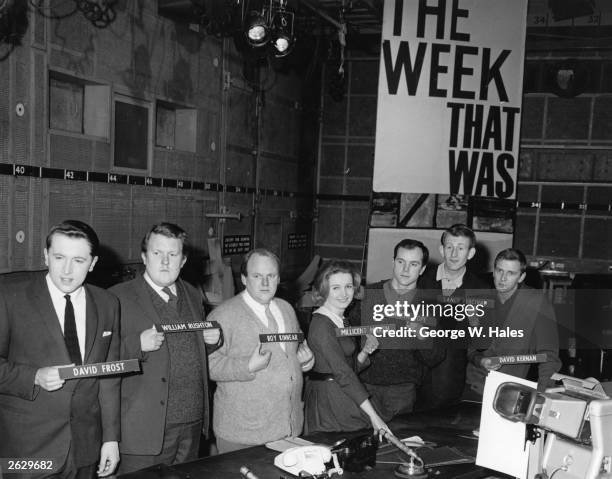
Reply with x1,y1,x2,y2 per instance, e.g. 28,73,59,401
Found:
380,429,426,479
240,465,260,479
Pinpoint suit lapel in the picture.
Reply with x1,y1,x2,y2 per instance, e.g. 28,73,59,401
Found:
84,286,99,363
134,277,163,326
29,276,72,364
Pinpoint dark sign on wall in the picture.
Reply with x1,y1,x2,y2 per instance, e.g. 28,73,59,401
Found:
223,235,252,255
287,233,308,250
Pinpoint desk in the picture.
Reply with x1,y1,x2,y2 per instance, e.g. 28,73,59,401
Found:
119,402,494,479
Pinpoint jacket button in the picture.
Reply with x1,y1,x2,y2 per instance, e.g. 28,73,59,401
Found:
161,377,167,382
160,400,165,406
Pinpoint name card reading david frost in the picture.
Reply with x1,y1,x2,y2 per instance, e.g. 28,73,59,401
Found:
59,359,140,380
155,321,220,333
260,333,304,343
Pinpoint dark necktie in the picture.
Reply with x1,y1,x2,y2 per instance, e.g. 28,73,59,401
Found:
63,294,82,365
162,286,177,308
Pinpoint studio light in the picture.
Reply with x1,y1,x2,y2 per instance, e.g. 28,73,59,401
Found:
238,0,295,58
270,5,294,57
245,7,270,46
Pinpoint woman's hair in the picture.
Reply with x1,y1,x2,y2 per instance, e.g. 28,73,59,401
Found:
312,260,361,305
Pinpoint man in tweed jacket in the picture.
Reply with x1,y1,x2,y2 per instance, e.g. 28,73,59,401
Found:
208,249,314,453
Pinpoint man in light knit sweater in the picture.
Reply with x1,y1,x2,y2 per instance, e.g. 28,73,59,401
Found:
208,248,314,453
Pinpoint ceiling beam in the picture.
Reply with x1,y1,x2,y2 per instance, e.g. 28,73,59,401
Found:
300,0,344,29
359,0,383,21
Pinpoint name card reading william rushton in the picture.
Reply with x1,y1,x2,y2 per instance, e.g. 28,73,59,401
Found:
336,324,394,337
155,321,220,333
489,353,547,366
58,359,140,380
259,333,304,343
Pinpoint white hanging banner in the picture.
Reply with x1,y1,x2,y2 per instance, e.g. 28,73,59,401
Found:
373,0,528,199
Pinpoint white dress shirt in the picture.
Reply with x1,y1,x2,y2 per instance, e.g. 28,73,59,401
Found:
46,274,87,361
242,290,287,351
143,272,176,303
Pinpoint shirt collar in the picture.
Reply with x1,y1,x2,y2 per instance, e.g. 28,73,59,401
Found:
384,279,417,299
242,289,273,313
143,272,176,297
45,273,85,301
436,263,466,285
314,305,345,329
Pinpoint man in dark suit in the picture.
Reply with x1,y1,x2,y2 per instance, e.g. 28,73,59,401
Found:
467,248,561,393
110,223,221,474
0,220,120,478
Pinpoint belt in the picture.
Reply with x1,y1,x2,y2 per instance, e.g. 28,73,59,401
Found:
308,371,335,381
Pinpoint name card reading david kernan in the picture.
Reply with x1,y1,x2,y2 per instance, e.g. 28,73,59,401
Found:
58,359,140,379
155,321,220,333
489,353,547,366
259,333,304,343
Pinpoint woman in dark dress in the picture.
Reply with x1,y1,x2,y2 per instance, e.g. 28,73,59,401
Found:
304,260,390,435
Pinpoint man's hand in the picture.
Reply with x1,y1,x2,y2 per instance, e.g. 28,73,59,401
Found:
34,364,73,391
480,357,501,371
140,325,164,352
97,441,119,477
202,328,221,345
297,340,314,371
248,343,271,373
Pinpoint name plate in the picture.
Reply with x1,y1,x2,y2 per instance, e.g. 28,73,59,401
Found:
259,333,304,343
155,321,220,333
58,359,140,379
336,324,394,337
489,353,547,366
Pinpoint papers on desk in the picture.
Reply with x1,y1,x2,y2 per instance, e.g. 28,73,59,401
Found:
476,370,536,479
265,437,314,452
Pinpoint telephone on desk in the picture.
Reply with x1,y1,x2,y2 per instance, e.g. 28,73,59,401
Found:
274,445,343,476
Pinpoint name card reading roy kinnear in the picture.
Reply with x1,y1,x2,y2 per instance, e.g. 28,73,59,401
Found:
259,333,305,343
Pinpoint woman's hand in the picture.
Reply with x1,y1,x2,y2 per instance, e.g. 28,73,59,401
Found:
357,334,379,363
359,398,391,440
370,413,392,441
362,334,379,355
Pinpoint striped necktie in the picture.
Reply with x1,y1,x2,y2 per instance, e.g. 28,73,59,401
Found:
162,286,177,309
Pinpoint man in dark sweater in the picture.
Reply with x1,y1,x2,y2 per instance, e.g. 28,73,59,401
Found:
111,223,222,473
359,239,444,422
417,224,490,410
466,248,561,394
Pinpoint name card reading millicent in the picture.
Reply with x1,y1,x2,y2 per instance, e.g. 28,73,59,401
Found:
259,333,304,343
155,321,220,333
58,359,140,380
336,324,394,337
